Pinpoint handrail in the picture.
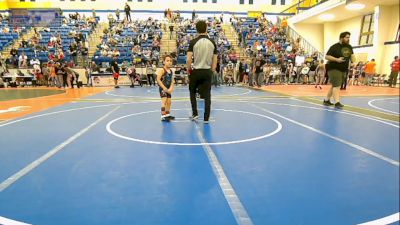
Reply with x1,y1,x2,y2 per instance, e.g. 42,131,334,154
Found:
286,25,324,59
281,0,328,15
281,0,306,14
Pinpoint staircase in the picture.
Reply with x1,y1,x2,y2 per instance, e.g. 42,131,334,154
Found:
221,24,246,60
88,22,107,58
286,26,324,59
1,27,35,59
160,22,177,54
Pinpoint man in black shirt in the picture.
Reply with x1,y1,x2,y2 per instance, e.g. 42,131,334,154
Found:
111,56,120,88
124,3,131,22
192,10,196,21
187,20,218,123
69,43,78,66
323,31,355,109
253,55,265,87
9,48,18,67
169,24,174,40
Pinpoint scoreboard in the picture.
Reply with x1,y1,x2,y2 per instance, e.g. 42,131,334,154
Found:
9,8,62,27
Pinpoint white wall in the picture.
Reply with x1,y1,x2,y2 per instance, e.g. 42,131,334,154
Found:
375,5,399,75
291,23,324,52
320,5,399,74
323,15,365,51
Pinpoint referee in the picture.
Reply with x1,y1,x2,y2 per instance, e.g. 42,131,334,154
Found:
187,20,218,123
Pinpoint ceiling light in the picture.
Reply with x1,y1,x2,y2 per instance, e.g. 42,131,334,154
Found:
345,3,365,10
318,14,335,21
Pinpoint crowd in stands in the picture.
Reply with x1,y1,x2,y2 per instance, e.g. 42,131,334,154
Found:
0,12,98,88
9,12,97,68
227,16,322,86
93,16,162,66
0,9,398,89
0,13,28,53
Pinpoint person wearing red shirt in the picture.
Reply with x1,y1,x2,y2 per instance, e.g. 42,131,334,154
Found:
388,56,399,88
48,52,56,61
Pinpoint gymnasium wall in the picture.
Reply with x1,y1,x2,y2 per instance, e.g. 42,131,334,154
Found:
290,23,324,52
321,4,399,75
376,4,399,76
0,0,292,14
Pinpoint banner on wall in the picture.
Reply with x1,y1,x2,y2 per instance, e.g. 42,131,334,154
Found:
9,8,61,27
248,11,263,18
91,75,133,86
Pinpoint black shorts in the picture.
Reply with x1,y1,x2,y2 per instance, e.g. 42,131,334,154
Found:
159,88,171,98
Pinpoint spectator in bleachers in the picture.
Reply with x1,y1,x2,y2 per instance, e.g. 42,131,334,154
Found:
20,38,28,48
48,51,56,61
67,60,75,68
9,47,18,67
108,14,115,28
125,3,132,22
2,26,9,34
57,48,65,62
18,52,28,68
69,42,78,65
192,10,196,20
112,48,120,58
164,9,168,18
47,39,55,49
30,58,41,72
116,9,120,21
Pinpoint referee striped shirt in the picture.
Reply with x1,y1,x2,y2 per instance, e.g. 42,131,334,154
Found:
188,35,218,69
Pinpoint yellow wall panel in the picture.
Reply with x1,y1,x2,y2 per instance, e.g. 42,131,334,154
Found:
0,0,9,10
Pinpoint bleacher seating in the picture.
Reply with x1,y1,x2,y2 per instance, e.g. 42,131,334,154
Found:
14,15,98,64
0,21,29,51
92,20,162,64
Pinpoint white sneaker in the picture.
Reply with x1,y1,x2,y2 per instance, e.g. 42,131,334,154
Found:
189,115,198,121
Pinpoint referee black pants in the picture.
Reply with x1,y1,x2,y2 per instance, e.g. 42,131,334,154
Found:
189,69,212,121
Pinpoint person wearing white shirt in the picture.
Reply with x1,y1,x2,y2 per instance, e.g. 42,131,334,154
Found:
18,53,28,68
30,58,41,73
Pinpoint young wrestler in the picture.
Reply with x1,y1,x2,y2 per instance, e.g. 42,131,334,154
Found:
156,55,175,122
